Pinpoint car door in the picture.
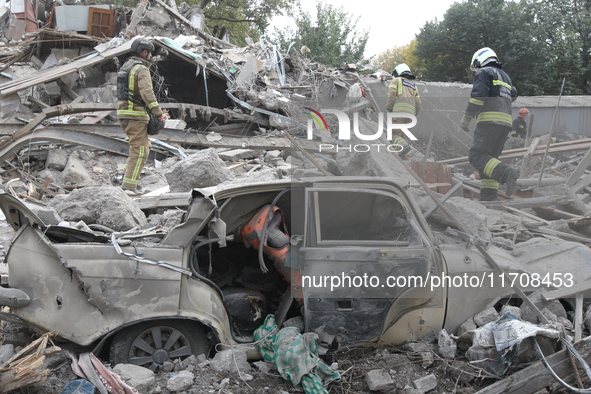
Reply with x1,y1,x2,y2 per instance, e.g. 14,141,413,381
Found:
298,181,445,345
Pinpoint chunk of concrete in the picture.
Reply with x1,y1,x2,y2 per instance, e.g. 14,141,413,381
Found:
413,374,437,392
165,148,234,192
24,203,62,226
60,153,95,187
38,168,62,184
113,364,155,392
218,149,262,162
520,288,567,324
473,307,499,327
457,317,477,336
50,187,147,231
166,370,194,392
0,344,15,365
335,134,414,184
365,369,393,391
437,329,457,359
500,305,522,320
45,149,68,171
210,349,251,373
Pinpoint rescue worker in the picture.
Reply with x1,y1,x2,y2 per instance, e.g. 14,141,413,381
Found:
386,63,421,158
510,108,529,138
460,47,520,201
117,38,164,195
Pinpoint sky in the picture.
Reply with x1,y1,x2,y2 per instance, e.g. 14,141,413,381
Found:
269,0,460,59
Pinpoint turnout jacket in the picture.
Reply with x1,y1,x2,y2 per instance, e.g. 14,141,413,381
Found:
117,56,163,121
465,66,517,127
512,117,527,137
386,77,421,115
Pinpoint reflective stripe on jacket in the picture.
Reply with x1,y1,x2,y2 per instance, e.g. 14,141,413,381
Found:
387,77,421,115
117,56,163,120
465,66,516,127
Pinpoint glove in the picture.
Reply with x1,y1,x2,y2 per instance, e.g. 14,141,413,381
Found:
460,115,472,132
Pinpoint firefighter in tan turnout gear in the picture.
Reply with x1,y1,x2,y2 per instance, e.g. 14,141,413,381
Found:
460,47,519,201
117,38,164,195
386,63,421,158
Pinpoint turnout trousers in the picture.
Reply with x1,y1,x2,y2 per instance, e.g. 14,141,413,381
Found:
468,123,512,201
120,118,151,191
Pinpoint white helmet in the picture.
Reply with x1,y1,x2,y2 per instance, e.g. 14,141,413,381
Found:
393,63,416,79
470,47,499,71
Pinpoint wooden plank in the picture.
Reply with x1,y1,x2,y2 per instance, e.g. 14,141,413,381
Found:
565,186,588,215
567,147,591,188
502,206,550,224
132,193,190,209
56,79,80,101
543,279,591,300
423,181,463,219
475,336,591,394
576,292,584,342
440,139,591,166
481,195,570,209
436,163,451,194
572,172,591,193
26,96,49,109
80,110,113,124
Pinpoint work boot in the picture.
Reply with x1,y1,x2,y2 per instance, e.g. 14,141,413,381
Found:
398,145,411,159
479,188,498,202
504,168,520,196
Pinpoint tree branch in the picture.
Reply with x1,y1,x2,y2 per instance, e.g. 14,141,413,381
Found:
200,0,211,9
203,14,258,23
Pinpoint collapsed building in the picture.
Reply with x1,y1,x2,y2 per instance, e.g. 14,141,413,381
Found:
1,0,591,394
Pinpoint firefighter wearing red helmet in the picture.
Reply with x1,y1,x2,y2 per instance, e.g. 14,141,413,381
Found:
511,108,529,138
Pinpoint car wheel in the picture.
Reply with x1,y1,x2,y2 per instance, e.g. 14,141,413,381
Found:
109,320,210,371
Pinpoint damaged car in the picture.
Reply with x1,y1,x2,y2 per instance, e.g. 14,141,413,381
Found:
0,177,590,371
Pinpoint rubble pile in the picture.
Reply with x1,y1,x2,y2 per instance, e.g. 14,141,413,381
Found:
1,0,591,394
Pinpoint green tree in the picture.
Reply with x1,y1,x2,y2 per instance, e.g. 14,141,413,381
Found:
272,1,369,67
413,0,590,95
200,0,292,45
374,40,424,78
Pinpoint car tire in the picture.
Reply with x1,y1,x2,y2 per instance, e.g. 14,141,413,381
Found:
109,320,210,371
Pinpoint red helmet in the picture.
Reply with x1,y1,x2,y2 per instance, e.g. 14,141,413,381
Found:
518,108,529,117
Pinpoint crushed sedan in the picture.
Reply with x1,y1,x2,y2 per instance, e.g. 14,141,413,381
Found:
1,177,590,371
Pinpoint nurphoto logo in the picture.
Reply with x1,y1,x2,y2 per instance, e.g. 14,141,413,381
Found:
303,108,418,153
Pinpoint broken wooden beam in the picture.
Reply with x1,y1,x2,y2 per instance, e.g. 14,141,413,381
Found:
475,335,591,394
480,195,570,210
440,138,591,166
133,193,191,210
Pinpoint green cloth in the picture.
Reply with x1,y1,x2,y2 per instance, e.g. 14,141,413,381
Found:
254,315,340,394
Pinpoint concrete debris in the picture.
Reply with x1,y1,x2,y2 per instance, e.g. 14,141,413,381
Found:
209,349,251,373
218,148,262,162
0,344,15,365
50,187,147,231
60,153,96,187
457,317,477,337
365,369,394,391
500,304,522,320
519,288,567,324
473,307,499,327
112,364,155,393
166,370,195,392
165,148,235,192
413,374,438,392
23,203,62,226
437,329,457,359
45,149,68,171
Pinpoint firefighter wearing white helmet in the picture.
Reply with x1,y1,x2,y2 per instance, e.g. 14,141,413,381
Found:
460,47,519,201
386,63,421,159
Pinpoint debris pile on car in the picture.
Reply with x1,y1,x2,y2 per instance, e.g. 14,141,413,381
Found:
1,0,591,393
